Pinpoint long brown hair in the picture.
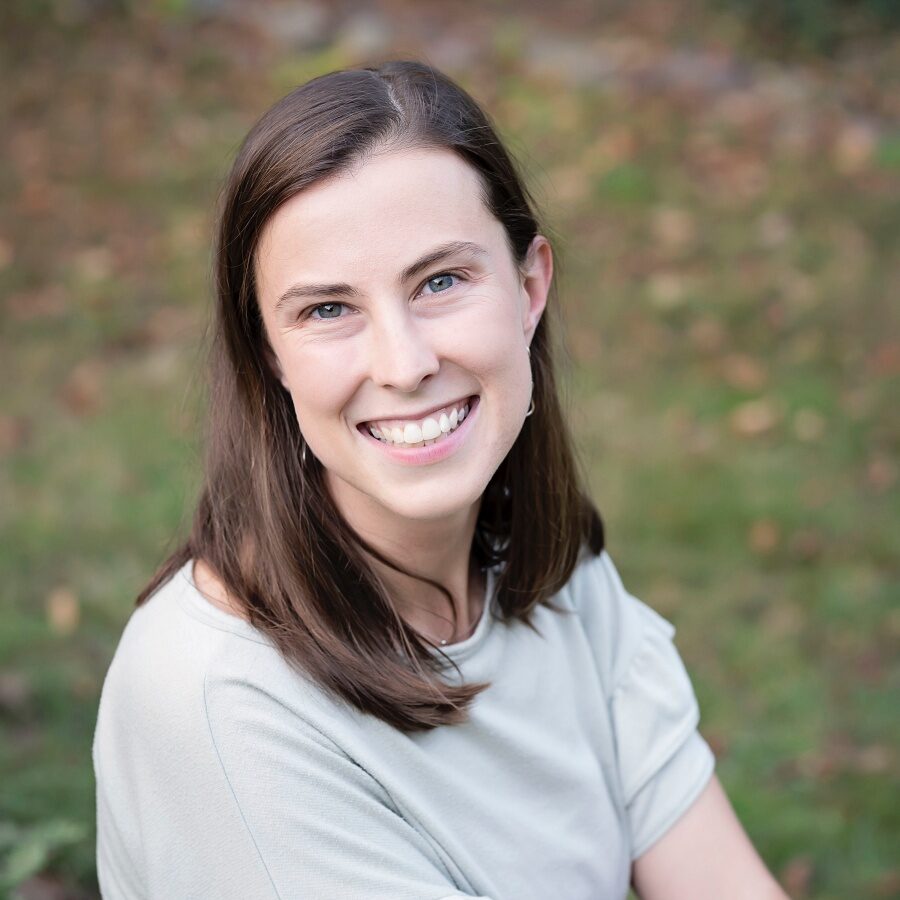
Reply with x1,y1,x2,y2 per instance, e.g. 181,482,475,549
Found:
139,59,604,732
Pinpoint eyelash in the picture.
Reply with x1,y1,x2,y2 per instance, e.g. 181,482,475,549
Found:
296,270,467,324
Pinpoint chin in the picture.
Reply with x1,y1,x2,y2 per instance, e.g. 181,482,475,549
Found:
375,485,481,523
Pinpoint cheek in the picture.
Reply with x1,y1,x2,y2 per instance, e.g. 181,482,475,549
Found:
458,318,529,389
279,346,356,427
451,300,524,369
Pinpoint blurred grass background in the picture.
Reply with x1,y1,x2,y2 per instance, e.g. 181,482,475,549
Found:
1,0,897,897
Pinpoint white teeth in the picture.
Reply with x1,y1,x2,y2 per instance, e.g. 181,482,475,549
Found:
366,398,475,447
422,417,441,440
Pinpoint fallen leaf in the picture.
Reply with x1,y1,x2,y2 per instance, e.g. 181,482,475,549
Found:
748,518,780,554
833,121,878,174
789,528,824,561
46,587,80,635
730,398,780,437
650,206,696,253
648,272,687,309
866,455,896,492
721,353,767,391
73,246,114,283
867,340,900,377
688,316,725,353
60,360,105,416
780,855,814,898
0,670,32,713
757,210,793,248
0,415,31,454
873,868,900,897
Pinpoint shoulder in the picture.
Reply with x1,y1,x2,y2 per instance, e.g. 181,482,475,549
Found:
564,547,677,694
94,563,271,760
94,560,341,761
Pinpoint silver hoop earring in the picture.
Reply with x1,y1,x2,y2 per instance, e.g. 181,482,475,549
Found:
526,345,534,417
301,440,308,466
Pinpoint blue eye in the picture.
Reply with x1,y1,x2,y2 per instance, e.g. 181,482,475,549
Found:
421,272,460,295
308,303,345,320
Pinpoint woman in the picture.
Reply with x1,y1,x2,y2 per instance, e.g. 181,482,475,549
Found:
92,60,790,899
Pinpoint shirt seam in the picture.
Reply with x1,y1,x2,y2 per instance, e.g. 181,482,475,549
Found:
628,741,716,860
619,702,700,804
202,673,464,895
202,669,282,900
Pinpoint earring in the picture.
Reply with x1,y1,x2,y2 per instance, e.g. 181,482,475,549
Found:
301,439,308,466
525,346,535,417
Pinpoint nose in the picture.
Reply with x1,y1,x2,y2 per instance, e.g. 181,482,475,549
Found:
368,308,441,392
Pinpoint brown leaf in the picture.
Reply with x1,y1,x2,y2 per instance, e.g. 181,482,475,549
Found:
0,415,31,455
873,868,900,897
780,855,814,898
788,528,824,561
833,121,877,175
60,360,105,416
688,316,725,353
867,340,900,377
0,670,32,713
650,207,696,253
721,353,767,391
748,518,780,554
6,284,69,322
729,398,780,437
757,210,793,248
866,455,897,493
73,246,114,283
46,586,80,635
648,272,687,309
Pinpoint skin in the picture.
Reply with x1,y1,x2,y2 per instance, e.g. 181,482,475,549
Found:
195,145,791,897
250,146,551,643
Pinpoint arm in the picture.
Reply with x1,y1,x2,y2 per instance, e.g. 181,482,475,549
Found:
631,773,790,900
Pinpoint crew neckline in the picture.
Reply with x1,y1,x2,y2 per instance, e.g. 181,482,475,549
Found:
427,563,499,662
175,558,500,658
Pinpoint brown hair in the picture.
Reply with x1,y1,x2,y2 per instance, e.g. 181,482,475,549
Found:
138,59,604,732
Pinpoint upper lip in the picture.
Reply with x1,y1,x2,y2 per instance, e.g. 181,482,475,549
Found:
359,394,476,426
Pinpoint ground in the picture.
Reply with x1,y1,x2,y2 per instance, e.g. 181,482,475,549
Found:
0,1,897,897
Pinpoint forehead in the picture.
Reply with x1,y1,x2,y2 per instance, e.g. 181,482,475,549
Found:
255,148,505,291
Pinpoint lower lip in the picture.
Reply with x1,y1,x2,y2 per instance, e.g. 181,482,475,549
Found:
357,396,480,467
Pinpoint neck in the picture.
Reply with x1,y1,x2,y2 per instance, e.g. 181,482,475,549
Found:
325,474,485,644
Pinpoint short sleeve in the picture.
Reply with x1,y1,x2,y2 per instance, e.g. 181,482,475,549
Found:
578,550,716,860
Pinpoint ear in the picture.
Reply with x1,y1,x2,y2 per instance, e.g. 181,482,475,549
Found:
519,235,553,345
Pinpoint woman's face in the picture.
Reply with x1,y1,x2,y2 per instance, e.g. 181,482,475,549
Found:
254,147,552,528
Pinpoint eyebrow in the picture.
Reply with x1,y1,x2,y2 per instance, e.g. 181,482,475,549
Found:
273,240,489,311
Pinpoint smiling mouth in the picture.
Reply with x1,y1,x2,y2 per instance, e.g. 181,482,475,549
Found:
358,395,479,448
